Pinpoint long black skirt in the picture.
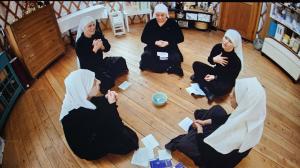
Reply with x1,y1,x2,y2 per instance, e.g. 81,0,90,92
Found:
139,48,183,76
192,61,234,97
95,57,128,94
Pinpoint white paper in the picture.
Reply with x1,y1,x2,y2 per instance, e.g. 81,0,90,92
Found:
185,83,205,96
131,147,154,167
191,83,205,96
185,87,194,95
157,52,168,58
178,117,193,132
158,149,172,160
141,134,159,150
157,52,168,60
118,81,131,90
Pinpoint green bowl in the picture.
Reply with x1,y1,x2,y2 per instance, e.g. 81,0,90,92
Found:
152,92,168,106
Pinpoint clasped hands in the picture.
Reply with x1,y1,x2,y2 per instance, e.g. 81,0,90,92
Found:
92,39,105,53
105,90,118,104
155,40,169,48
192,119,212,133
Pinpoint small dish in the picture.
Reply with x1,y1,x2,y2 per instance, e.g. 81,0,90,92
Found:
152,92,168,106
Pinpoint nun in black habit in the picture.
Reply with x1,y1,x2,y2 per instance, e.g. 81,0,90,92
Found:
60,69,139,160
75,16,128,93
166,77,266,168
139,3,184,77
191,29,243,101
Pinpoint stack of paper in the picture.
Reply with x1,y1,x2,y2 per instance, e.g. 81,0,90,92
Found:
131,147,155,167
118,81,131,90
131,134,159,167
158,149,172,160
178,117,193,132
141,134,160,150
186,83,205,96
157,52,168,60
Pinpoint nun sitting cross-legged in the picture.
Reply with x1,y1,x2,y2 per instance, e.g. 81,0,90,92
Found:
60,69,138,160
139,3,184,77
165,77,266,168
191,29,243,102
75,16,128,94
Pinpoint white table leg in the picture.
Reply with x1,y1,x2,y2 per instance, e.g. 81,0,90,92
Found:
125,15,130,32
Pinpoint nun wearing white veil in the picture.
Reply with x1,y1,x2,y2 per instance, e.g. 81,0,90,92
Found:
166,77,266,168
75,16,128,94
60,69,138,160
191,29,243,101
139,3,184,77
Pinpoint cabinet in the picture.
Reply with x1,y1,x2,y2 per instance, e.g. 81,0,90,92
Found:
6,5,65,78
171,2,216,31
261,3,300,82
219,2,262,41
0,52,23,132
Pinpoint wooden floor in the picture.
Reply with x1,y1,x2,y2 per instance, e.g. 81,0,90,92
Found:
2,23,300,168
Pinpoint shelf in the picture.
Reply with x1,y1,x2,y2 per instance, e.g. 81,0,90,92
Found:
270,3,300,36
276,2,300,15
0,51,24,132
268,36,300,59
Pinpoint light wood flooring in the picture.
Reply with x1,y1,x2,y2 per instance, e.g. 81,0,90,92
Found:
2,23,300,168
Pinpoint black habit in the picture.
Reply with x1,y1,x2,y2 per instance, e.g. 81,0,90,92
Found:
192,43,241,97
140,18,184,76
165,105,250,168
61,96,139,160
75,30,128,93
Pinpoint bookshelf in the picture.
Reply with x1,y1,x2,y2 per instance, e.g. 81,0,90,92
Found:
0,51,23,132
261,3,300,82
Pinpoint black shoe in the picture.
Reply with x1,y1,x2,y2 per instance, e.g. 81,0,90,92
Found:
190,74,195,81
202,86,215,102
167,66,184,77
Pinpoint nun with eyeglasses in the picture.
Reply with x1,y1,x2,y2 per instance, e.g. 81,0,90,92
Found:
60,69,139,160
75,16,128,94
166,77,266,168
191,29,243,101
139,3,185,77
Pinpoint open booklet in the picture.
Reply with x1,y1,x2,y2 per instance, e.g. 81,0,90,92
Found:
186,83,206,96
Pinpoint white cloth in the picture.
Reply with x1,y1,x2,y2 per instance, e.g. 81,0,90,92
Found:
60,69,96,120
75,16,95,42
224,29,244,70
153,3,169,18
204,77,266,154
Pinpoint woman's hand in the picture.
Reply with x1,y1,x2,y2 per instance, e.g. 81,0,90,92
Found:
192,122,203,133
213,53,228,66
155,40,169,48
204,74,215,82
160,40,169,47
194,119,212,126
105,90,118,104
92,39,104,53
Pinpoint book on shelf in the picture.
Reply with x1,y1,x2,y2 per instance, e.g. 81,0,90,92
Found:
268,20,277,37
274,23,285,41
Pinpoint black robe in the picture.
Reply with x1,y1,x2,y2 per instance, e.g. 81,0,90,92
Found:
165,105,250,168
61,96,139,160
140,18,184,75
75,30,128,93
192,43,241,97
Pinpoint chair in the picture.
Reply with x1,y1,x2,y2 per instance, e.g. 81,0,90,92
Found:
122,2,152,32
109,11,126,36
